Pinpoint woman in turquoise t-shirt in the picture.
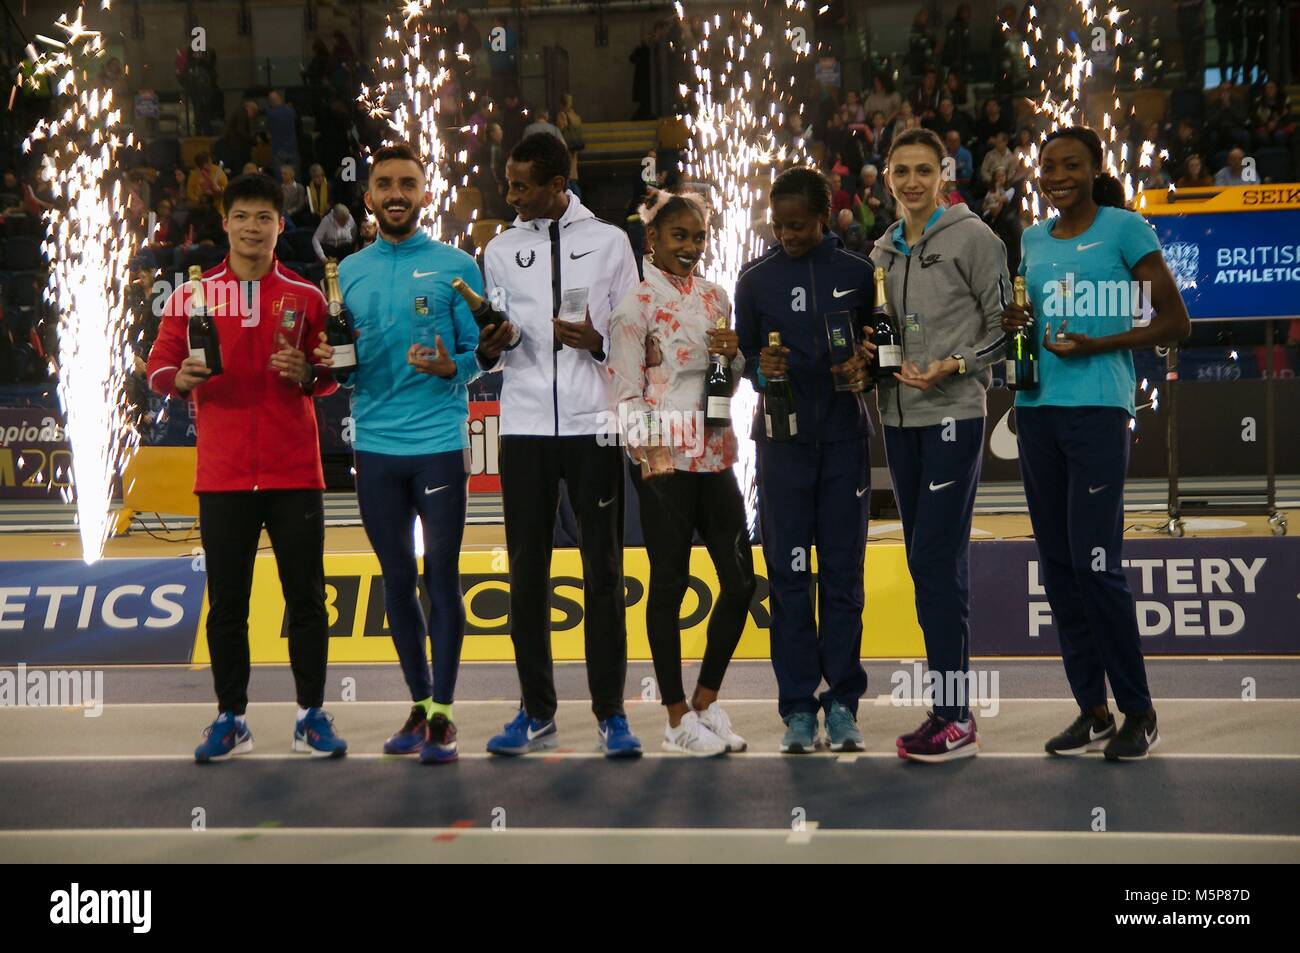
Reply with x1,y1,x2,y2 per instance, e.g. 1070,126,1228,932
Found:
1002,126,1190,762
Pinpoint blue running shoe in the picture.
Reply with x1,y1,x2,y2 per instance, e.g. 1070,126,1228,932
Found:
824,701,864,752
195,712,253,763
292,708,348,758
486,708,558,756
597,715,643,759
383,705,428,755
780,712,820,754
419,713,459,765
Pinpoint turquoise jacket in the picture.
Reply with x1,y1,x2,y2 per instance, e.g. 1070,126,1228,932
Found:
337,229,483,455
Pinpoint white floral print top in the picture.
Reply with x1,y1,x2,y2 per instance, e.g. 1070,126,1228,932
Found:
608,262,746,473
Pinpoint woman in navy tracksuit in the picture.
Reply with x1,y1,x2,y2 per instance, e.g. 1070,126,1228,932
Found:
869,128,1010,763
735,167,876,754
1004,126,1190,761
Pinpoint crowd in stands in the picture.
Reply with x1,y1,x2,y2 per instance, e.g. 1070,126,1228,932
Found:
1,3,1297,386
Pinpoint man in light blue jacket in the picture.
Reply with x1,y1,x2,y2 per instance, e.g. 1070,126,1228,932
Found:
319,142,496,764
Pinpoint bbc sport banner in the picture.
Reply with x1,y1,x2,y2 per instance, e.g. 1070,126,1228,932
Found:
201,547,928,665
2,538,1295,666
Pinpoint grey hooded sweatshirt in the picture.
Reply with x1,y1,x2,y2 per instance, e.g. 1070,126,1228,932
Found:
869,203,1010,428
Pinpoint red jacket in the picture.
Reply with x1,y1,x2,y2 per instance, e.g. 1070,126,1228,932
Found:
147,257,337,492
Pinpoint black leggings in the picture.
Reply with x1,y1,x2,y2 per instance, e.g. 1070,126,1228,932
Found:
631,464,756,706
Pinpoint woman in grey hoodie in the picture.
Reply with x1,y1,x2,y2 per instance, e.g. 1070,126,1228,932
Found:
868,127,1009,763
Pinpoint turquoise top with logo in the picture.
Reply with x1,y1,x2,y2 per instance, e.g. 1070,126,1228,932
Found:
338,229,483,455
1015,205,1162,417
890,207,945,256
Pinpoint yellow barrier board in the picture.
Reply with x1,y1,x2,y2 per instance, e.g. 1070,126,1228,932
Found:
1137,183,1300,215
191,546,926,664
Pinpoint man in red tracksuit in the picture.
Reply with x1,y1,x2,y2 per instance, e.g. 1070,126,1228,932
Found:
147,173,349,762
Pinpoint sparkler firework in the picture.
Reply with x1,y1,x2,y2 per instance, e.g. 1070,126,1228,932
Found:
1005,1,1164,221
675,1,812,530
22,3,140,563
360,0,472,244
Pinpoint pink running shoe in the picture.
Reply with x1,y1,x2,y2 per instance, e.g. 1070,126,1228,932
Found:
896,711,941,749
898,714,979,763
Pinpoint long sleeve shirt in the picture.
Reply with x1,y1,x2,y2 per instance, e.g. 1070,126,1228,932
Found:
608,263,744,473
312,214,357,260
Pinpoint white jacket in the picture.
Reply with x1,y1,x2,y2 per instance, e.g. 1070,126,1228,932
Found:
482,191,639,437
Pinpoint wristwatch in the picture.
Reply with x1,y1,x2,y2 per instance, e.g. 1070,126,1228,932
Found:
951,353,967,375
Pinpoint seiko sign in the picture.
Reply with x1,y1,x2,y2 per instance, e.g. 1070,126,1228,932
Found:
1240,187,1300,207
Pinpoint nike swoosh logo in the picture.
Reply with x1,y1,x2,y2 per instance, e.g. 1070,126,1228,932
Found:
526,724,551,740
990,409,1018,461
1090,726,1110,741
929,480,955,491
412,270,439,278
425,485,448,495
1145,728,1157,744
945,735,968,750
1088,484,1108,494
570,249,596,260
832,288,853,298
598,496,616,508
856,487,868,498
1076,242,1103,251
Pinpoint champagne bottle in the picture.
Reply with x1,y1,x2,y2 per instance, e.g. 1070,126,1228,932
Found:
703,313,734,428
1005,275,1038,391
451,277,521,348
186,265,222,376
763,331,797,441
870,266,902,381
323,260,357,375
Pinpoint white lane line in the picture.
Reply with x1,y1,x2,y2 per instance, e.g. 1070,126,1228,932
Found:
1,751,1298,763
2,697,1297,711
786,820,819,845
0,827,1295,846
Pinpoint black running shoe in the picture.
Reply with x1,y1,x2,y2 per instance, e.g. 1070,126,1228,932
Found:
1103,711,1160,762
1045,710,1116,756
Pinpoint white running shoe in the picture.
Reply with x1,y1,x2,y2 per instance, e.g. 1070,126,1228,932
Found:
662,711,728,757
695,703,747,752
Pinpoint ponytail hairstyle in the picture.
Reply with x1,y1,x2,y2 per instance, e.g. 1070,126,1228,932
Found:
769,165,832,218
1042,125,1126,209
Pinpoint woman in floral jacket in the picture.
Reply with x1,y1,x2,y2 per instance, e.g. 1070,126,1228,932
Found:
608,190,756,757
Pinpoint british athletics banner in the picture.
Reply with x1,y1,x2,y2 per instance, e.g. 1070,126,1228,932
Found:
1141,184,1300,321
1150,208,1300,321
0,558,206,664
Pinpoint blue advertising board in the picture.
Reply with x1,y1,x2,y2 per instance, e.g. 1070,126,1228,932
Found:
1150,209,1300,321
0,558,205,664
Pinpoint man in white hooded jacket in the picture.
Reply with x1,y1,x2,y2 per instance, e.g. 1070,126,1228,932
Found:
476,132,643,758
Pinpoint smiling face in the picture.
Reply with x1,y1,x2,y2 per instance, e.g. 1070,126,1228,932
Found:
223,197,283,261
648,205,707,278
886,142,944,218
1038,135,1096,214
770,194,827,259
364,157,429,238
504,158,564,222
